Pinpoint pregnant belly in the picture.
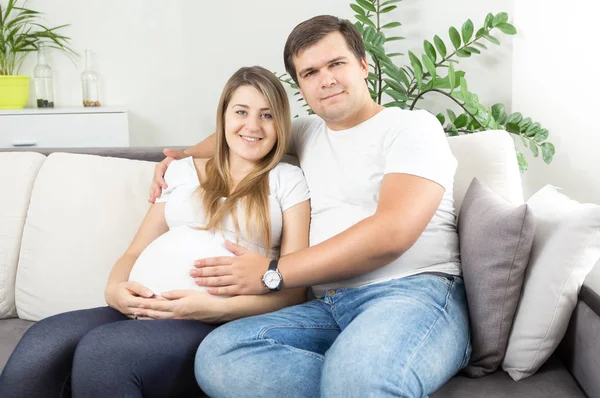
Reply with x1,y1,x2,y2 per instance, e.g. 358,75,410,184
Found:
129,225,234,294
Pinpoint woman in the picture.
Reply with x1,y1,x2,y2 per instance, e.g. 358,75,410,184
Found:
0,66,310,398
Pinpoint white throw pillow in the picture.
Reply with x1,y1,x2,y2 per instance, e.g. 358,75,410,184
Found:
448,130,524,212
15,153,155,321
502,185,600,380
0,152,46,318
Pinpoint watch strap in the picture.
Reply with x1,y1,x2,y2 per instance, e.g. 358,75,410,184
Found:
268,259,279,272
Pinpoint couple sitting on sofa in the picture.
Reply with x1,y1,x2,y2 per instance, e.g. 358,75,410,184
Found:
0,15,471,398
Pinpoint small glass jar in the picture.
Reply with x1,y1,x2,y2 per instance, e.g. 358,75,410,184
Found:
81,49,101,107
34,44,54,108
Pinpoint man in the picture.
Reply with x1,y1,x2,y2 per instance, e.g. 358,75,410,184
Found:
149,15,470,398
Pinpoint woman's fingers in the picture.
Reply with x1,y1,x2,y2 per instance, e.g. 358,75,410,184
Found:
135,309,176,320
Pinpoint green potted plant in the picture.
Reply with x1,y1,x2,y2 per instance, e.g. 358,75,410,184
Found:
0,0,75,109
277,0,553,172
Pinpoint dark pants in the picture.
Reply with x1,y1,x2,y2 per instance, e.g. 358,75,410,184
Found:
0,306,217,397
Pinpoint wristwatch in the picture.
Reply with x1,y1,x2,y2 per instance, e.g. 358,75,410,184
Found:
262,259,283,291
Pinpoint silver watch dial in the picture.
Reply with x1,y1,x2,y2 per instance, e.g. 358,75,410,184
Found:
264,270,281,289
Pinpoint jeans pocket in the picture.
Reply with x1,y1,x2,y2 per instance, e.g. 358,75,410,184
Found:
427,273,455,287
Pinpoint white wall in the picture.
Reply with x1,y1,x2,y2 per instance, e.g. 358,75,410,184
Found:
512,1,600,203
19,0,513,146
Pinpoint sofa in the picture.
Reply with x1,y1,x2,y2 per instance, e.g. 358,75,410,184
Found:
0,130,598,397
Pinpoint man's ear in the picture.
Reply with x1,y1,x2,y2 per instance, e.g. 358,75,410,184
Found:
360,57,369,78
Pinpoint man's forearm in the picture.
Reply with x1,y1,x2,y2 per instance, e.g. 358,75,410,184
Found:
279,215,411,289
183,133,216,158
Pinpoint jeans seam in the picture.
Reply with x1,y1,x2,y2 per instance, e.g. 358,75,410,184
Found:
257,324,339,340
264,338,326,363
398,281,452,394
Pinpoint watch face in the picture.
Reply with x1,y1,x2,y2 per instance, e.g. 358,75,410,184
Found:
264,270,281,289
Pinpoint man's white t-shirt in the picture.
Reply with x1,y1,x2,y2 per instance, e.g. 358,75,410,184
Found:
291,107,461,298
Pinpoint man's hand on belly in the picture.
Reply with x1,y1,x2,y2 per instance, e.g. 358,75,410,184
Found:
191,240,271,296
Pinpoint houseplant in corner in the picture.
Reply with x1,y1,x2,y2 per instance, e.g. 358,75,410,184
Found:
277,0,554,172
0,0,75,109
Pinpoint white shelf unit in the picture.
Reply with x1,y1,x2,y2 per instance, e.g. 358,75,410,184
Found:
0,106,130,148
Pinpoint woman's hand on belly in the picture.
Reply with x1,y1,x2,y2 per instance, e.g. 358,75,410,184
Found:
133,290,226,324
105,281,165,318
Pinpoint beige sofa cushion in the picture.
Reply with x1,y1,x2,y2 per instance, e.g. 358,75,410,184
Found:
449,130,524,211
0,153,46,319
15,153,155,321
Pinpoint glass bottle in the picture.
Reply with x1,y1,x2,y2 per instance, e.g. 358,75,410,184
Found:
34,44,54,108
81,49,101,107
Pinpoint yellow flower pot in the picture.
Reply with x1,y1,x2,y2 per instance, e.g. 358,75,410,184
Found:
0,75,30,110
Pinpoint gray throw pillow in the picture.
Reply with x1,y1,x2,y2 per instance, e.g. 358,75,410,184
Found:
458,178,535,378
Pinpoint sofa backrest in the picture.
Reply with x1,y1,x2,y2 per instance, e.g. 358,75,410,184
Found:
1,130,523,320
14,153,156,320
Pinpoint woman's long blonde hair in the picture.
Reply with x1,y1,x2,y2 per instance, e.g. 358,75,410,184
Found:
198,66,291,252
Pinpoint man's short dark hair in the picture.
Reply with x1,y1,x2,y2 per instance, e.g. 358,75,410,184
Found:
284,15,366,84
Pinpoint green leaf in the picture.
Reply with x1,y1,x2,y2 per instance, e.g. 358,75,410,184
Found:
496,23,517,35
462,19,474,43
529,141,539,157
483,34,500,45
525,122,541,137
413,63,423,90
534,128,549,143
449,27,461,49
382,22,402,29
363,26,376,43
424,40,437,62
387,52,403,57
491,103,505,120
380,5,397,13
355,14,376,28
456,49,471,57
454,114,469,128
484,13,494,29
436,113,446,125
473,42,488,50
356,0,376,12
385,36,405,43
422,54,436,78
384,88,408,101
383,79,406,95
381,0,402,5
433,35,447,58
384,101,408,108
506,122,520,134
447,109,457,122
408,51,422,72
519,117,533,130
350,4,365,15
517,151,529,173
541,142,555,164
460,77,468,99
448,63,456,91
492,12,509,27
464,46,481,54
507,112,523,124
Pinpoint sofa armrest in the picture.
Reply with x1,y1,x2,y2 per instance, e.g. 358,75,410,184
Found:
557,259,600,397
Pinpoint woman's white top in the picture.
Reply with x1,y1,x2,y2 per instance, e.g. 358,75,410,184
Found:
128,157,310,294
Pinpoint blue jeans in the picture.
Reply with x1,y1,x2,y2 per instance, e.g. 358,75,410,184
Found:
195,273,471,398
0,306,217,398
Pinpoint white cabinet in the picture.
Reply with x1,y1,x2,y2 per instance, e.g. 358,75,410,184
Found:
0,107,129,148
